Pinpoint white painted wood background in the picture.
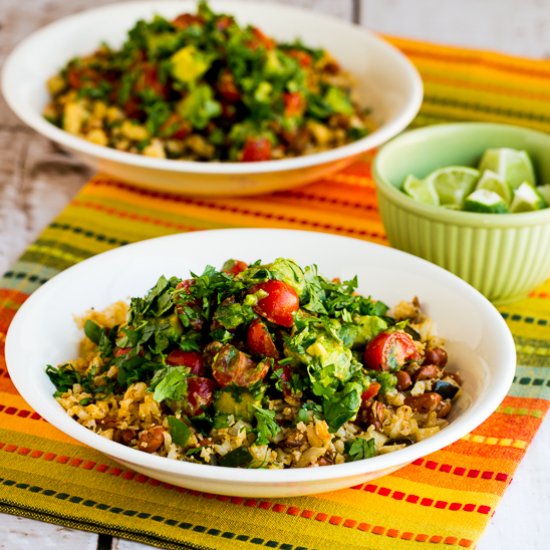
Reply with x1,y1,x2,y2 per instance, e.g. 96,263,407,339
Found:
1,0,550,549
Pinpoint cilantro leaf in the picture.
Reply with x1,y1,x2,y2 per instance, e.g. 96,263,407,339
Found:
323,382,362,432
253,406,280,445
151,366,188,403
218,447,253,467
167,416,191,447
346,438,376,462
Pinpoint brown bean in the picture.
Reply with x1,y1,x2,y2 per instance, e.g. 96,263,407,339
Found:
423,347,448,367
114,429,137,445
436,399,452,418
284,430,306,448
405,392,442,414
137,426,165,453
97,417,118,430
318,455,334,466
396,370,413,391
415,364,442,381
446,372,463,386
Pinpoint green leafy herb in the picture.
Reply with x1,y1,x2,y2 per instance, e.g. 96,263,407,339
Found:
346,437,376,461
323,381,362,432
253,406,280,444
151,366,189,403
167,416,191,447
218,446,253,467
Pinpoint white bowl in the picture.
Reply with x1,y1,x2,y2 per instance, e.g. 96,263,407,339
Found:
5,229,515,497
1,1,422,196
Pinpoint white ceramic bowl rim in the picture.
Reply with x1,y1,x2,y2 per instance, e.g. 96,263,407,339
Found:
374,122,550,226
1,1,423,175
5,228,516,487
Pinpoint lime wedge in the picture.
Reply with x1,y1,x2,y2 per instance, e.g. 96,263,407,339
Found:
478,148,536,189
402,175,440,206
510,182,547,212
475,169,513,205
464,189,509,214
424,166,480,208
537,184,550,206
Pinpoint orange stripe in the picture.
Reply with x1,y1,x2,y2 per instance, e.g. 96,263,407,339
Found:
0,438,474,546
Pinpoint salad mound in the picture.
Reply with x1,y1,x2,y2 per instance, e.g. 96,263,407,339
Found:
43,1,373,162
47,258,461,469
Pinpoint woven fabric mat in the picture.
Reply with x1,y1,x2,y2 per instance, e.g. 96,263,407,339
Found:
1,37,550,549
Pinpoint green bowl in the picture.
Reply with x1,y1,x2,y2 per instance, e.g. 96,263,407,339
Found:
373,122,550,304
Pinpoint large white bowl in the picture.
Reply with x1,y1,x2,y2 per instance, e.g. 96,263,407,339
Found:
1,1,422,196
5,229,515,497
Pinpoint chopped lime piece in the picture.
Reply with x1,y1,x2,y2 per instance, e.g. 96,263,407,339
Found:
402,175,440,206
464,189,509,213
510,182,547,212
537,184,550,206
424,166,480,208
478,148,536,189
475,169,513,205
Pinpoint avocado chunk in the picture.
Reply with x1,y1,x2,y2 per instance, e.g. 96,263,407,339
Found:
214,387,264,422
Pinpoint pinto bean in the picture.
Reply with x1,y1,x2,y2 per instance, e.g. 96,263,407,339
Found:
284,430,306,448
446,371,463,386
415,364,442,381
405,392,442,414
423,347,448,367
138,426,165,453
114,429,137,445
396,370,413,391
366,401,387,431
436,399,452,418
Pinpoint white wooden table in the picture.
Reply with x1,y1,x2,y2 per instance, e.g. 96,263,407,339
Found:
1,1,549,548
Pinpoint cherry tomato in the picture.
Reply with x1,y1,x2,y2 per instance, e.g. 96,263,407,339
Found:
273,362,293,395
251,280,299,328
361,382,381,403
217,70,241,103
114,347,131,358
363,331,419,372
285,49,313,67
241,137,272,162
160,113,191,140
186,377,216,416
172,13,204,29
215,15,234,31
135,63,167,99
222,259,248,275
166,350,205,376
283,92,305,117
212,344,270,387
247,318,279,358
247,27,275,50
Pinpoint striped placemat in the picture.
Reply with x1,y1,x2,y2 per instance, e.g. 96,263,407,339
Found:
1,37,550,549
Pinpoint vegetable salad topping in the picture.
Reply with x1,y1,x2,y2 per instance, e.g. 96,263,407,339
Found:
47,259,461,468
43,2,373,162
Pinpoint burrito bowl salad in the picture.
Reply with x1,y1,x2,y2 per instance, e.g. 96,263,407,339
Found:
43,1,373,162
46,258,461,469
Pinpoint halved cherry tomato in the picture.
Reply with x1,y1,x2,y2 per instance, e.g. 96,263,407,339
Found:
212,344,270,387
251,280,299,328
363,331,419,372
285,49,313,67
186,377,216,416
114,347,132,358
166,350,205,376
241,137,272,162
215,15,234,31
361,382,381,403
217,70,241,103
283,92,305,117
135,63,167,99
222,259,248,275
160,113,191,140
273,362,293,395
247,27,275,50
172,13,204,29
247,318,279,358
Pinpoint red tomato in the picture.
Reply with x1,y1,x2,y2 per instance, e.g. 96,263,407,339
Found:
166,350,205,376
363,331,419,372
285,49,313,67
217,70,241,103
160,114,191,140
114,347,131,358
222,259,248,275
122,98,144,119
247,318,279,358
176,279,194,293
361,382,381,403
241,137,272,162
215,15,234,31
186,377,216,416
273,362,293,395
212,344,270,388
283,92,305,117
251,280,299,328
172,13,204,29
247,27,275,50
135,63,167,99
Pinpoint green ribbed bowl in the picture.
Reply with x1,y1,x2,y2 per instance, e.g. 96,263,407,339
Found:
373,123,550,304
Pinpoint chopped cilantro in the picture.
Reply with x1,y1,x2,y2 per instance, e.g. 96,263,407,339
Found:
167,416,191,447
346,437,376,461
253,406,280,444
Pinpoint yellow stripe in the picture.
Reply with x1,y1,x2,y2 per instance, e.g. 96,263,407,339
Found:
462,434,527,449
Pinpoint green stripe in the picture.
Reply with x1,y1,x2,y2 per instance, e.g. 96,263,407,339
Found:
513,336,550,367
509,365,550,399
49,222,130,247
0,477,308,550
